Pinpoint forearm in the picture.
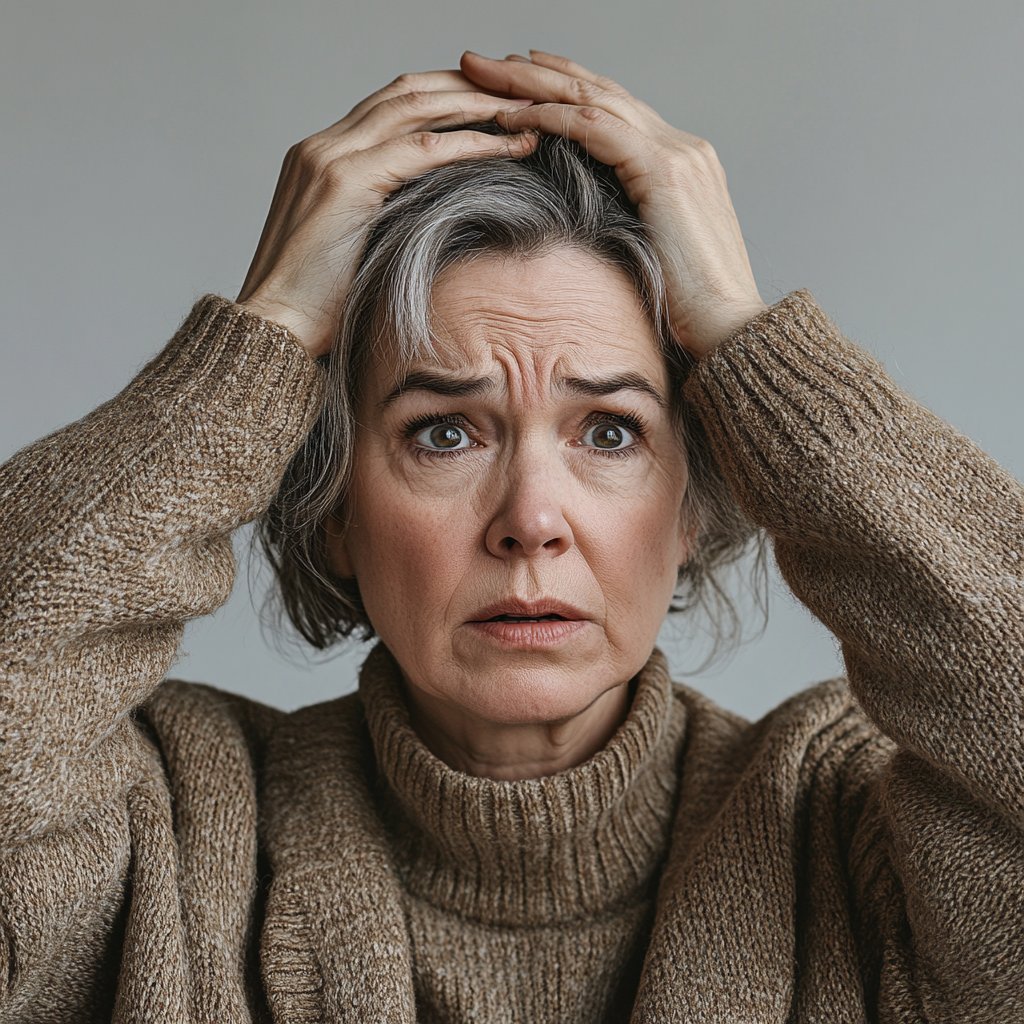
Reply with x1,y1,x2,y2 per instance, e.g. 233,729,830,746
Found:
684,291,1024,817
0,295,323,845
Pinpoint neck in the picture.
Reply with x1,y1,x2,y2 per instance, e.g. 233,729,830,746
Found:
402,679,633,781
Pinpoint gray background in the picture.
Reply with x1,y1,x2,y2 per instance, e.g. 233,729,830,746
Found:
2,0,1021,719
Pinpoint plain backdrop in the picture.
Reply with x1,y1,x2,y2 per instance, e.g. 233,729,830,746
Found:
2,0,1021,719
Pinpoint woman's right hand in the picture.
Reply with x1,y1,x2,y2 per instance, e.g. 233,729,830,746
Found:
237,73,537,359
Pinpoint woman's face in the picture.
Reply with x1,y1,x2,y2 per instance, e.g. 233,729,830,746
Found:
331,249,690,726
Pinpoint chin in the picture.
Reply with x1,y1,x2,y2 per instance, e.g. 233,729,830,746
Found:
453,661,626,726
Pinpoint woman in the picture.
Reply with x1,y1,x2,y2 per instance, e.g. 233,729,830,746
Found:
1,50,1021,1023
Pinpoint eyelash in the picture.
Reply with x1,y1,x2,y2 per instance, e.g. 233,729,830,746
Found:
580,412,646,458
402,411,647,458
403,413,474,460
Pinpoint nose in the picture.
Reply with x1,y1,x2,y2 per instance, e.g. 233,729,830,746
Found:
484,460,575,559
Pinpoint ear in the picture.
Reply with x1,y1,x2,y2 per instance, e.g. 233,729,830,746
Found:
324,514,356,578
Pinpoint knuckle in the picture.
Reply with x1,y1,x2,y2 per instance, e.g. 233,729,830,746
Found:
568,77,601,103
693,137,717,160
390,72,421,92
385,90,433,118
410,130,443,151
402,90,433,108
289,137,321,168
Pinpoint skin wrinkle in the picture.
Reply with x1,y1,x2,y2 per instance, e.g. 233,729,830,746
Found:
331,250,690,780
8,286,1024,1019
379,370,666,412
10,42,1022,1016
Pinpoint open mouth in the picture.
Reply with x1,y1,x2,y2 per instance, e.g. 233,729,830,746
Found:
487,613,567,623
468,604,586,646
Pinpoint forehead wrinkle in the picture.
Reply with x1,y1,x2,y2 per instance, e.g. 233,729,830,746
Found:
438,306,625,341
426,256,665,407
431,312,591,408
412,329,667,412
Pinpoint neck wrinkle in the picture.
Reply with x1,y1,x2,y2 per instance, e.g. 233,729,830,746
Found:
359,644,687,927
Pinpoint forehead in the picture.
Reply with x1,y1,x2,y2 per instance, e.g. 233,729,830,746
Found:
376,250,667,396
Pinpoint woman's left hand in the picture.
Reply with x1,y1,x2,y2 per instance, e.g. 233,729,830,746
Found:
460,51,766,358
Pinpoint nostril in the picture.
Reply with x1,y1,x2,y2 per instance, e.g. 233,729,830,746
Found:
501,536,516,551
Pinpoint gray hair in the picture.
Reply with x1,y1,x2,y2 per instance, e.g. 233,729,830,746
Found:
258,130,760,650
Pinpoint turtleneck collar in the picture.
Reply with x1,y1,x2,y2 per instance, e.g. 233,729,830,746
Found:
358,644,687,928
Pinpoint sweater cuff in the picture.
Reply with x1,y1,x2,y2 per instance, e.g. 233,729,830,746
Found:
681,290,904,523
126,294,326,445
688,292,897,460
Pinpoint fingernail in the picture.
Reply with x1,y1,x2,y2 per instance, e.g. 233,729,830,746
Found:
505,53,532,62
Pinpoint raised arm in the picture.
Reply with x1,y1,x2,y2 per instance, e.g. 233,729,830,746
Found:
465,51,1024,1018
684,292,1024,1018
0,298,322,847
0,297,323,1016
0,75,538,1016
689,292,1024,823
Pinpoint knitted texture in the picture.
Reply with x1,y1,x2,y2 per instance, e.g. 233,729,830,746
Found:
1,292,1022,1022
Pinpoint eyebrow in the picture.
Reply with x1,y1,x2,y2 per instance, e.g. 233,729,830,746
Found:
379,369,666,408
380,370,495,408
558,373,666,407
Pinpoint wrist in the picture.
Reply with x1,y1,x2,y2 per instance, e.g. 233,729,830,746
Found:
236,296,329,360
686,299,768,359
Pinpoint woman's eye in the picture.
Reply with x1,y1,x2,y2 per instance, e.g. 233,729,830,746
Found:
415,422,473,450
582,422,635,450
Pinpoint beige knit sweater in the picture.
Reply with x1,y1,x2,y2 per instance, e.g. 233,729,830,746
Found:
1,292,1022,1023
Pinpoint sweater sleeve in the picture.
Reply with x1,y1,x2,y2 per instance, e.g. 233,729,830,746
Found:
0,297,323,1011
683,291,1024,1020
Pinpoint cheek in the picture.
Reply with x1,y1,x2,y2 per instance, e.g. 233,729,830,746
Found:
342,459,479,626
574,457,689,612
591,496,683,601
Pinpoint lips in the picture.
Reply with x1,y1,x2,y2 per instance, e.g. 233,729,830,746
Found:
488,613,565,622
469,599,588,624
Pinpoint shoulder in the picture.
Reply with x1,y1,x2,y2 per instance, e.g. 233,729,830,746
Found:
672,676,895,797
270,690,372,771
139,682,373,779
139,678,288,777
674,675,878,742
668,676,896,855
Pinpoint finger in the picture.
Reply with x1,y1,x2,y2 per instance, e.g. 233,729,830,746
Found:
332,70,486,132
355,128,540,192
311,95,536,161
496,103,644,181
525,50,612,88
460,51,638,124
526,51,653,113
329,92,533,154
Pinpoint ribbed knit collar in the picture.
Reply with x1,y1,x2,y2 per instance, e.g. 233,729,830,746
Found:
359,644,687,928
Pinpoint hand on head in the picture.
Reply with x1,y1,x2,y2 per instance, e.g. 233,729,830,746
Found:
237,70,538,358
238,51,765,361
461,50,766,356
